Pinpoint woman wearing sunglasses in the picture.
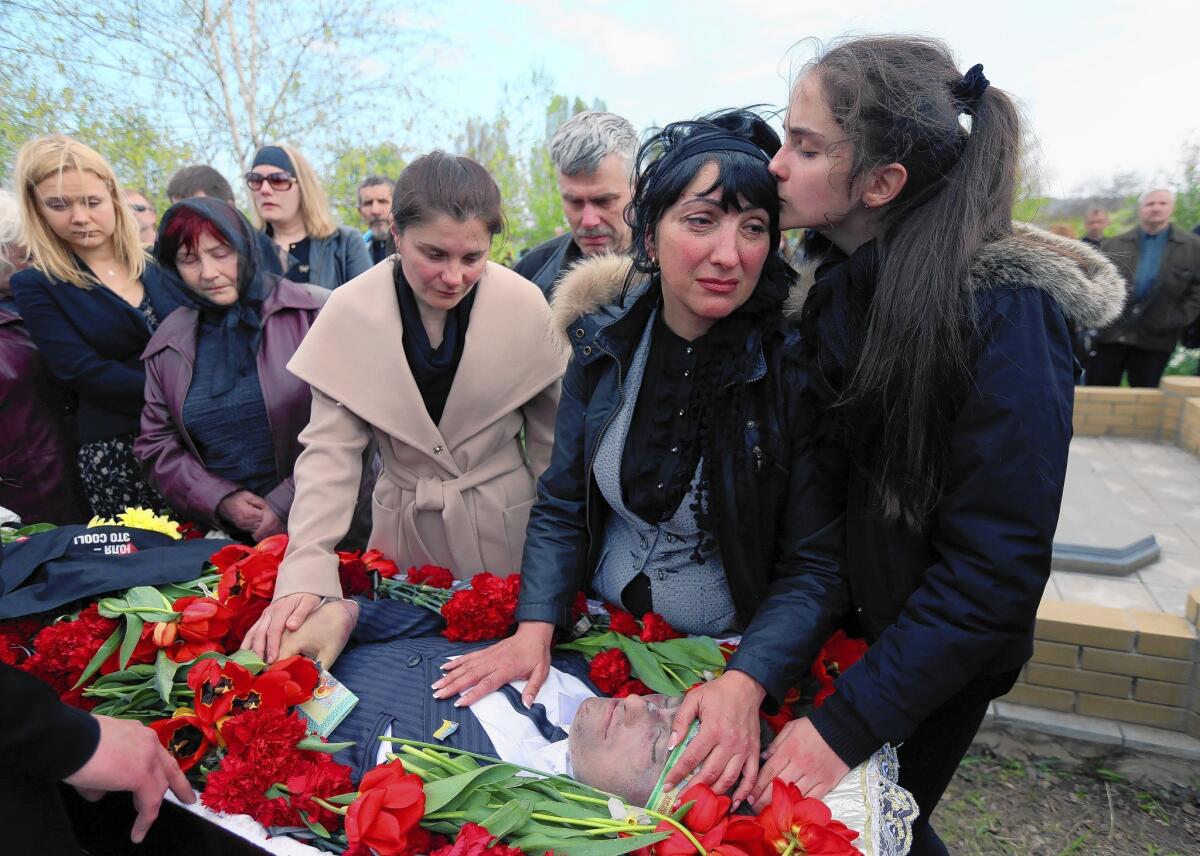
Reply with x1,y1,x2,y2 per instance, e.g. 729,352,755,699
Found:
246,144,371,290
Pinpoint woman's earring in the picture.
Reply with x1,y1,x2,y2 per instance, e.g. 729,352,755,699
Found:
863,200,872,209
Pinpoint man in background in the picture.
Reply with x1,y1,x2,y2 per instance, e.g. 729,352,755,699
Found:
1081,208,1109,247
167,165,236,204
125,189,158,246
515,111,636,300
1088,189,1200,386
357,175,394,265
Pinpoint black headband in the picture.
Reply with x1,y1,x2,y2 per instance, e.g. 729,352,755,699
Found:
252,145,295,175
656,132,772,178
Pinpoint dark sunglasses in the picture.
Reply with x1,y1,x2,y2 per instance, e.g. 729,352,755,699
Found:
244,171,296,191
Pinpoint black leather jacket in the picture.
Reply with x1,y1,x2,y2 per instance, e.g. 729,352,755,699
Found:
514,255,848,702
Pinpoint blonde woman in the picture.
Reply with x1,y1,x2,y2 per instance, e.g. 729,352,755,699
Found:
246,145,371,289
11,135,182,517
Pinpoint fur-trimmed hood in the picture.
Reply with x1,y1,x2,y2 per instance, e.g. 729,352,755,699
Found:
547,223,1125,349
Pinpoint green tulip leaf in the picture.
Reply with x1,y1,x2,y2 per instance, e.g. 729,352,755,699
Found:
479,798,533,841
616,637,676,695
422,763,520,813
118,613,144,670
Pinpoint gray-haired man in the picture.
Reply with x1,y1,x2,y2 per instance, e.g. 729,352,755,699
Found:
515,111,637,299
1088,188,1200,386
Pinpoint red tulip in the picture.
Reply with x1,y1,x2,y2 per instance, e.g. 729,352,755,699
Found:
758,779,859,855
345,763,426,856
243,655,319,709
255,533,289,558
362,549,400,578
677,783,731,834
189,658,253,724
150,711,214,772
174,596,235,643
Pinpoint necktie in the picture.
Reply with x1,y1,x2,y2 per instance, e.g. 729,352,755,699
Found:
496,683,568,742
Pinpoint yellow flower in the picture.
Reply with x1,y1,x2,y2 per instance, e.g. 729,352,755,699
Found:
86,515,118,528
116,507,182,539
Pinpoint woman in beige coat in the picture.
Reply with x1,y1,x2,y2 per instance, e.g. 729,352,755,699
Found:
242,152,566,661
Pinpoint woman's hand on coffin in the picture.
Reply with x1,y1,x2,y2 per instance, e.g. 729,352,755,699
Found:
664,669,766,806
240,592,324,662
64,714,196,843
432,620,555,708
751,716,849,809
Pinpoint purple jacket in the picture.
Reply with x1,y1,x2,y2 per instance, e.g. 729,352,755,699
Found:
135,280,327,528
0,307,89,524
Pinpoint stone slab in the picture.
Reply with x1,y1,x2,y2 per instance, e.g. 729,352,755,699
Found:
1054,454,1161,575
990,701,1123,745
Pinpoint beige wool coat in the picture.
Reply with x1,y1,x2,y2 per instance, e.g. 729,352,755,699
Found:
273,259,567,600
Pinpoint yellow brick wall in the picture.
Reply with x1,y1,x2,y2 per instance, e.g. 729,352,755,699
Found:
1072,388,1165,438
1001,600,1200,735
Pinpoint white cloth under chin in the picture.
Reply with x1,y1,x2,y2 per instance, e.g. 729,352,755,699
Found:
372,660,917,855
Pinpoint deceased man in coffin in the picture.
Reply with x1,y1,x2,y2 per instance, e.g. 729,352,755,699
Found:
284,598,915,850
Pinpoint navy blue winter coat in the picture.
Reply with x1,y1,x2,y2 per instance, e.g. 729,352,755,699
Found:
805,226,1126,767
11,262,182,444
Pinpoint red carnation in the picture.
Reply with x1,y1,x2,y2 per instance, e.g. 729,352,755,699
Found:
338,554,373,596
21,605,119,706
605,604,640,637
0,617,41,667
588,649,632,694
219,706,309,771
612,679,653,698
441,590,512,642
639,612,683,643
285,754,354,832
430,822,524,856
408,564,454,588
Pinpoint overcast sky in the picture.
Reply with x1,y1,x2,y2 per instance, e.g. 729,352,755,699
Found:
413,0,1199,197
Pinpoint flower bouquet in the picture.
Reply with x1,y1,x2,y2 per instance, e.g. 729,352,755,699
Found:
1,517,873,855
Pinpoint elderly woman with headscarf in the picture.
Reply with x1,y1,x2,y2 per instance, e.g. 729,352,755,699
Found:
135,197,333,541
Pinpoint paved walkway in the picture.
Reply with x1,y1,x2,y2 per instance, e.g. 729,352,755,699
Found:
1049,437,1200,616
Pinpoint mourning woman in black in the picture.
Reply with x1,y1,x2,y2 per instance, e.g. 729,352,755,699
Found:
436,110,848,807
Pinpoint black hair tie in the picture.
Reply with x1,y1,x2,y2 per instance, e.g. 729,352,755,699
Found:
950,63,990,114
